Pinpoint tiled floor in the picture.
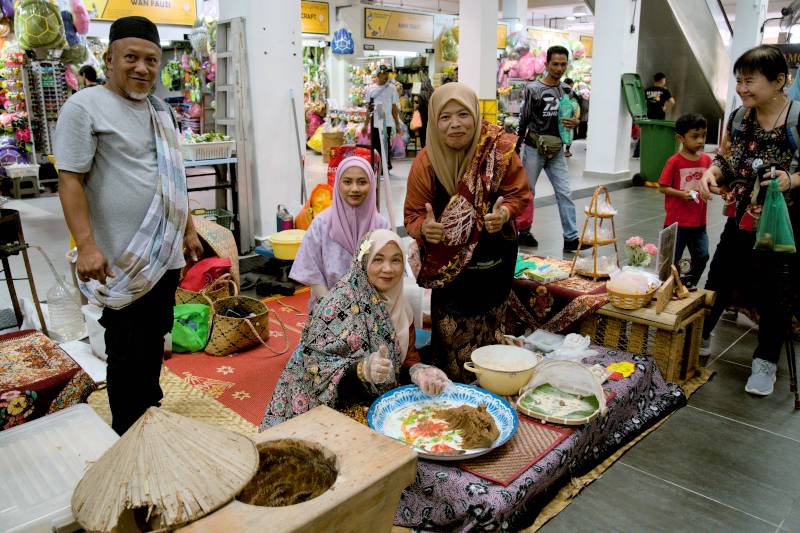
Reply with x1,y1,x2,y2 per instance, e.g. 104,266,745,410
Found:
539,189,800,533
4,147,799,532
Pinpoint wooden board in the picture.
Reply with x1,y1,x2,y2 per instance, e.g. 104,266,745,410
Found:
597,289,713,331
655,275,675,314
180,406,417,533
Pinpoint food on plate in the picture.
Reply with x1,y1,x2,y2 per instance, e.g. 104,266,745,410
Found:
518,384,599,420
398,402,499,454
433,403,499,449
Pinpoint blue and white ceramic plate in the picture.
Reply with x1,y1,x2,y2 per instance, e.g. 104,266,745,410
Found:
367,383,518,461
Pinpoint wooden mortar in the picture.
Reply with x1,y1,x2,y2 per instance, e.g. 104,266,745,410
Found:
179,406,417,533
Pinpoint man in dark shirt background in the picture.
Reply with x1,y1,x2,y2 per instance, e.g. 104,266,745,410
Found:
516,45,579,251
634,72,676,157
645,72,675,119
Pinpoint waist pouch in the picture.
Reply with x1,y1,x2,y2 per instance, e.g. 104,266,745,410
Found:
527,131,562,160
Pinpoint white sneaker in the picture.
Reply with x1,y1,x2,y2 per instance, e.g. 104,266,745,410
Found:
744,358,777,396
700,337,711,357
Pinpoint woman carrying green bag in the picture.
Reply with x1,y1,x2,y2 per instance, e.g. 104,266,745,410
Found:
699,45,799,396
172,304,212,353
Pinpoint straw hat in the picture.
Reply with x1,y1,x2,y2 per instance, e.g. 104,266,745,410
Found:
71,407,258,532
192,215,240,286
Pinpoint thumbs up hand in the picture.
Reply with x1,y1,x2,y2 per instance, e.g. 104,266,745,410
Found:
363,345,393,384
484,196,509,234
421,202,445,244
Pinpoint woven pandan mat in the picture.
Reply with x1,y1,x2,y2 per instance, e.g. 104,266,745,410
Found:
87,367,257,436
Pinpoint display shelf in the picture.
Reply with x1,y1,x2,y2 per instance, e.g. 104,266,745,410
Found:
570,185,621,280
23,60,69,182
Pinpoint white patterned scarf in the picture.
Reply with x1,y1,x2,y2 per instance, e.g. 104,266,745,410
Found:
80,96,188,309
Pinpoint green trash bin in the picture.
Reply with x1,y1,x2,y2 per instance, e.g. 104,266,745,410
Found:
621,73,679,184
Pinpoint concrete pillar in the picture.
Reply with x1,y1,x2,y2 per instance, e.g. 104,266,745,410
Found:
502,0,529,31
458,0,499,121
583,0,640,180
219,0,304,239
329,3,363,107
725,0,769,120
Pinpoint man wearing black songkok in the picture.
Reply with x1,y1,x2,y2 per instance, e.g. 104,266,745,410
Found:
55,16,203,434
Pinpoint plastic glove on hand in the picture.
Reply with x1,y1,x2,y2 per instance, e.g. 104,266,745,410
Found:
363,345,393,384
410,364,451,395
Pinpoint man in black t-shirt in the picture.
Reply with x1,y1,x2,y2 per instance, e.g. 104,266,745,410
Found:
516,45,580,252
645,72,675,120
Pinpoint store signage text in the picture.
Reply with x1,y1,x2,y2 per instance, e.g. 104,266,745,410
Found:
301,1,329,35
81,0,196,26
364,8,434,42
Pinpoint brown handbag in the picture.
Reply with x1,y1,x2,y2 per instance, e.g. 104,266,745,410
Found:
175,273,238,306
205,296,289,357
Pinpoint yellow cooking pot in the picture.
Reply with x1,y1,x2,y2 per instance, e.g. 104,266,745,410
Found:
464,344,543,396
267,229,306,260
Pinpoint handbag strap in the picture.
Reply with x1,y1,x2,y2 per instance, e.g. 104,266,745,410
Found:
244,308,289,356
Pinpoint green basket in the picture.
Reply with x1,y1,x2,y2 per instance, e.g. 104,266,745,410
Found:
191,207,234,230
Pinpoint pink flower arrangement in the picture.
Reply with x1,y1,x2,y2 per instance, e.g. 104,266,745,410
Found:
625,235,658,267
625,236,644,247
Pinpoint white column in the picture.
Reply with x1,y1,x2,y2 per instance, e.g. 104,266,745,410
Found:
220,0,304,239
724,0,769,120
502,0,528,30
583,0,640,180
329,3,363,107
458,0,498,100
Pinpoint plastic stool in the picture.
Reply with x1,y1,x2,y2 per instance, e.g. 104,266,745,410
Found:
9,174,39,198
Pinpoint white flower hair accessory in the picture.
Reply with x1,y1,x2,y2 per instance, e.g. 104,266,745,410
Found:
357,238,373,262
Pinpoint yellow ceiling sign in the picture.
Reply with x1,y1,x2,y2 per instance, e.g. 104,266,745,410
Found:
302,1,329,35
83,0,197,27
365,8,433,42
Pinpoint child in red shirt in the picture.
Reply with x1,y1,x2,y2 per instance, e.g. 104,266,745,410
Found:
658,113,712,287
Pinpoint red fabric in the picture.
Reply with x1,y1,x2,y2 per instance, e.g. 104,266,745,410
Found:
164,290,310,425
179,257,231,291
515,191,534,231
658,152,711,228
326,145,380,188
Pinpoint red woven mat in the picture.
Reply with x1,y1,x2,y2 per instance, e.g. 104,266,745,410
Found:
164,289,309,425
460,416,574,486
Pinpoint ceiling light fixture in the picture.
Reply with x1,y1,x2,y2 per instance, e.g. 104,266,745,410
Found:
572,5,588,17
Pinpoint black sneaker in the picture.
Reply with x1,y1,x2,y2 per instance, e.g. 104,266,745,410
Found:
518,231,538,247
563,238,580,252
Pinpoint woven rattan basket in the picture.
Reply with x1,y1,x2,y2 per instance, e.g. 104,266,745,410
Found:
606,286,656,310
175,274,238,306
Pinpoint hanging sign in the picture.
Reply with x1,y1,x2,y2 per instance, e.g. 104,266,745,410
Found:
580,35,593,58
301,1,330,35
527,27,570,49
81,0,196,26
365,8,433,42
497,23,507,49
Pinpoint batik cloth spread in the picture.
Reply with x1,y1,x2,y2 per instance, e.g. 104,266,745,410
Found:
393,348,686,531
80,95,188,309
0,330,96,430
260,237,404,429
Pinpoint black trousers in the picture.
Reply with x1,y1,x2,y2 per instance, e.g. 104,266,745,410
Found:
703,219,796,363
371,126,393,169
100,269,180,434
674,226,709,286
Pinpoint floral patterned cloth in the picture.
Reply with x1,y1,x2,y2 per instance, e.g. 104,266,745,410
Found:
0,330,96,430
260,245,403,430
715,105,799,229
393,347,686,531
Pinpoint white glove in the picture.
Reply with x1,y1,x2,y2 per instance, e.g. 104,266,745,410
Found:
410,364,450,396
363,345,393,384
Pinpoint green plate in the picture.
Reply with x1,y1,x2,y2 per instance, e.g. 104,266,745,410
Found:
518,384,599,422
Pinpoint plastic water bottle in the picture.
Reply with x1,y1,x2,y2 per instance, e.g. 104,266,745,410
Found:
32,245,85,343
47,280,85,343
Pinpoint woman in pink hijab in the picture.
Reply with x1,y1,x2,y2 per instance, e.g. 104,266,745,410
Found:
290,156,390,312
